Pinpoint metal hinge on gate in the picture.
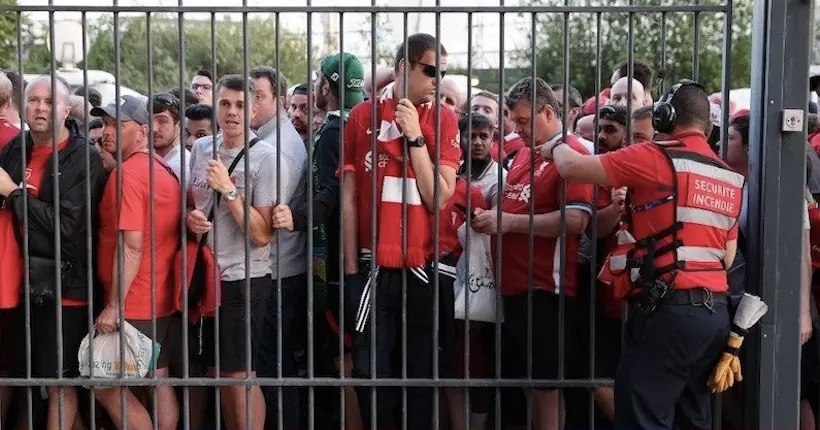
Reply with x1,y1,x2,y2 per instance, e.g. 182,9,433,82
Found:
782,109,805,132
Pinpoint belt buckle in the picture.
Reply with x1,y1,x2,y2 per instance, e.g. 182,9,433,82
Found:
692,288,715,313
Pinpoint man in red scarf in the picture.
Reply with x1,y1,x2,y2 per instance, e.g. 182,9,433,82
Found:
341,33,461,430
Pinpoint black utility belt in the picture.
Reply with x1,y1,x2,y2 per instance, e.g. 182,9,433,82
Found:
631,287,728,306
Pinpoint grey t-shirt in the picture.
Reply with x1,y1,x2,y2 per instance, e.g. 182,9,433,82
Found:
256,114,308,279
189,132,279,282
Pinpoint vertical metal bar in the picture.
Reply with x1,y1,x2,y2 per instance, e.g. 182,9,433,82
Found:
463,10,473,430
15,10,33,430
306,4,316,430
240,4,252,430
494,4,506,430
273,11,284,430
400,14,409,430
209,12,222,430
659,12,668,94
80,11,97,430
112,1,128,425
626,3,635,145
145,10,159,430
557,3,570,429
368,2,379,428
45,3,65,429
692,0,701,81
337,10,347,430
174,5,191,430
432,4,442,430
719,4,733,159
746,0,812,428
588,10,603,429
527,11,536,430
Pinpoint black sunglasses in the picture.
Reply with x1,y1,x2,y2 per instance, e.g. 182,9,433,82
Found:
414,61,446,79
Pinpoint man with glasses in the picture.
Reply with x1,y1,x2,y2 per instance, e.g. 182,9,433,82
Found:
149,93,189,185
342,33,461,430
191,70,214,105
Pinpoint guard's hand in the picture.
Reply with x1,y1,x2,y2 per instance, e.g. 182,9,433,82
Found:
272,204,294,232
471,207,503,235
611,187,627,211
801,310,813,345
187,209,212,234
95,304,120,334
206,159,234,194
395,99,422,141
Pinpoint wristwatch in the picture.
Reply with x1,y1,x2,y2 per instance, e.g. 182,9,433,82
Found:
407,136,426,148
223,188,239,202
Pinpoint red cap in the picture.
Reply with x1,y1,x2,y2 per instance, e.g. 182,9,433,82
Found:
582,92,610,116
730,108,750,121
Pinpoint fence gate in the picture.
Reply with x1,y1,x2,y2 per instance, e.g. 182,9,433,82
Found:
0,1,813,429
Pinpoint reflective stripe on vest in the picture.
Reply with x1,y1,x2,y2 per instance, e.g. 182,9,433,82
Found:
627,144,744,291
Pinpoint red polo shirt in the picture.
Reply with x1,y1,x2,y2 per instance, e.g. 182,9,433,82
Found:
495,135,594,297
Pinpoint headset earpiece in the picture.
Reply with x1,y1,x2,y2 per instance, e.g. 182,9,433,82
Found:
651,79,706,134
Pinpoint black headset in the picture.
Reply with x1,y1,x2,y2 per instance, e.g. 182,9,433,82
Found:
651,79,706,134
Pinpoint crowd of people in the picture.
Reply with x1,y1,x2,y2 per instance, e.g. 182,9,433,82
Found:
0,29,818,430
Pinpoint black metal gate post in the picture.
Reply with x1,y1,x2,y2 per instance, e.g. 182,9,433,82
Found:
747,0,814,428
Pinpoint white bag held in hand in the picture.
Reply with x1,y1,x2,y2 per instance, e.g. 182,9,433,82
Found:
453,224,502,323
77,321,161,379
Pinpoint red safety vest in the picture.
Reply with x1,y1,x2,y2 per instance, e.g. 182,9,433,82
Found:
598,137,745,296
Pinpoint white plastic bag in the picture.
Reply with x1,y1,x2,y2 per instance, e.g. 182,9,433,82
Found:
453,224,502,323
77,321,161,379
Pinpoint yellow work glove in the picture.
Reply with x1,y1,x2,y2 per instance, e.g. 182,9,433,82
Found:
708,333,744,393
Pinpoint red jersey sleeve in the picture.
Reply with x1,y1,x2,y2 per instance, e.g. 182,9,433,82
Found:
341,105,365,175
565,179,594,215
421,108,462,170
599,142,668,189
118,168,146,232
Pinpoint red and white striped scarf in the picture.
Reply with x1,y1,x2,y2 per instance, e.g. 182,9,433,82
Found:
374,86,431,268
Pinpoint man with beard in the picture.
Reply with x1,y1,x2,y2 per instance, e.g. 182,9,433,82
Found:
597,104,629,152
149,93,189,185
271,52,367,430
288,84,310,142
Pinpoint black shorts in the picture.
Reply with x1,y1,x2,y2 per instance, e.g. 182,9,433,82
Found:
4,305,91,378
201,277,271,373
128,314,182,370
594,316,623,378
502,291,577,385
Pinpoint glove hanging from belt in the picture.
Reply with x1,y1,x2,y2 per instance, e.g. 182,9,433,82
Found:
707,293,769,393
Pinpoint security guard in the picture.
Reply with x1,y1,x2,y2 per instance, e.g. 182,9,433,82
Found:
541,79,744,429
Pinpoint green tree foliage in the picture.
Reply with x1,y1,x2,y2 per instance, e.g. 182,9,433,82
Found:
524,0,752,98
82,14,310,95
0,0,18,69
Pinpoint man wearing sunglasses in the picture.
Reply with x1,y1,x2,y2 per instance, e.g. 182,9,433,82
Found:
342,33,461,430
149,93,189,186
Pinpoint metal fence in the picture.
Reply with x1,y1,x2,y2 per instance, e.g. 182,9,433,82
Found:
0,1,813,429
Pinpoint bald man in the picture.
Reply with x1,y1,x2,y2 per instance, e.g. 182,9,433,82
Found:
440,77,466,116
609,77,647,108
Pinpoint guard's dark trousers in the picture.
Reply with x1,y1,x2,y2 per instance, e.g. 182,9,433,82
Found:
615,300,729,429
